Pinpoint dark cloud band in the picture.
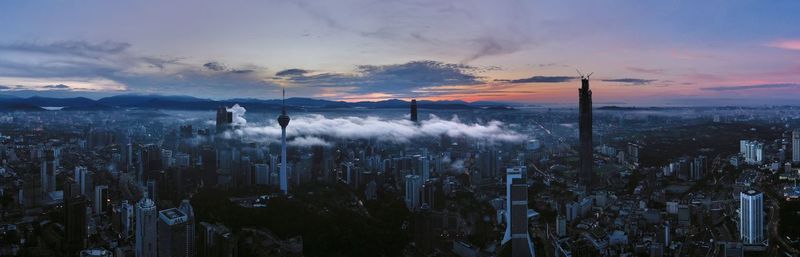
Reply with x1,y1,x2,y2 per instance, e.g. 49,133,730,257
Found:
702,83,800,91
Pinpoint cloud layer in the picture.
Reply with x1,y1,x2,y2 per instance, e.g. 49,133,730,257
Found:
225,114,524,146
0,40,277,98
766,39,800,51
504,76,576,83
0,40,505,100
601,78,657,85
273,60,484,97
701,83,800,91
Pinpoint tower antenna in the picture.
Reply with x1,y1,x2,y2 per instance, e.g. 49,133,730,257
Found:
281,88,286,115
576,69,593,79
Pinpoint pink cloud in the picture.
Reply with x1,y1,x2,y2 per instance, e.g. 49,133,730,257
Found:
766,39,800,51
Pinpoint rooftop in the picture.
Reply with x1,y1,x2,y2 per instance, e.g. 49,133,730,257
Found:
158,208,188,225
742,189,762,196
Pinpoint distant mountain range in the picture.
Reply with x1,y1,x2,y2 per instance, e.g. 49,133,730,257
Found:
0,94,517,111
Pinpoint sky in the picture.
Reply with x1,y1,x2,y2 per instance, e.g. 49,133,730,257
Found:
1,0,799,105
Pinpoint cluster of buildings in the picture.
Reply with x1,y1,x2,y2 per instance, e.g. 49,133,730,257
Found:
596,142,641,166
0,78,798,257
660,155,707,181
0,95,305,256
740,140,765,165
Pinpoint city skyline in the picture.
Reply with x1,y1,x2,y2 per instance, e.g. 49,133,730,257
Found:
0,71,798,256
1,1,800,105
4,2,800,257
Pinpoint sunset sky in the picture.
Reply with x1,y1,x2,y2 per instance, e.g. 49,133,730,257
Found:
1,0,799,105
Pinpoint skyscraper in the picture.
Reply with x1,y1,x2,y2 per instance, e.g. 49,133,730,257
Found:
200,145,217,186
478,149,499,182
510,176,535,257
578,76,593,189
198,222,237,257
502,166,524,244
74,166,93,199
269,154,278,185
239,155,252,187
793,128,800,164
740,189,764,245
158,208,189,257
141,144,163,180
420,180,438,209
419,156,430,182
277,89,291,195
342,162,354,186
94,185,109,215
179,199,196,257
556,214,567,238
120,200,134,237
136,195,158,257
254,163,269,185
146,179,158,202
627,142,640,164
64,178,87,255
690,155,707,181
126,137,134,173
216,106,233,132
404,174,421,210
410,99,418,122
40,148,56,194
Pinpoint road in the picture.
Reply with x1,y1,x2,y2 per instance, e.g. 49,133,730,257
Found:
767,199,799,255
533,121,575,155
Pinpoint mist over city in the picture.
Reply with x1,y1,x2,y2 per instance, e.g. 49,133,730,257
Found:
1,1,800,257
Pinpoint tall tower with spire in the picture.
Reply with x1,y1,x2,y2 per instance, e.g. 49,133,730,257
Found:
277,89,291,194
578,74,593,191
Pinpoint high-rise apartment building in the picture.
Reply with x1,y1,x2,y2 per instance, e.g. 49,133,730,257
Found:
740,189,764,245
